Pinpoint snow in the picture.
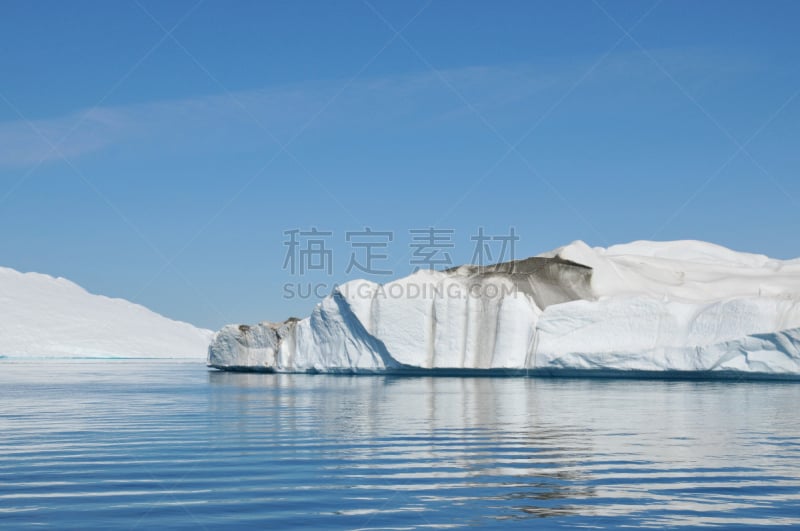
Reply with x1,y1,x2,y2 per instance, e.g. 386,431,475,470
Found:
209,239,800,377
552,240,800,302
0,267,213,359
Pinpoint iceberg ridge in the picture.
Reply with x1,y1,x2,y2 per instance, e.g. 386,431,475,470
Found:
0,266,213,359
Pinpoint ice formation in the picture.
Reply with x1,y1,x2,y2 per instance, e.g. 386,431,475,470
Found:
208,240,800,377
0,266,213,359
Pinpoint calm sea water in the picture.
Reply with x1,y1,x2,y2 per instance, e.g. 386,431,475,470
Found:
1,360,800,529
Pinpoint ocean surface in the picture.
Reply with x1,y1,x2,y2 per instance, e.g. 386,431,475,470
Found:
2,360,800,529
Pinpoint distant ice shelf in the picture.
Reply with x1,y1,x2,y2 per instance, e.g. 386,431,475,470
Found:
0,267,213,359
208,240,800,378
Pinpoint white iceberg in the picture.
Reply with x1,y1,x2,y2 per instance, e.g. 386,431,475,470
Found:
208,240,800,378
0,266,213,359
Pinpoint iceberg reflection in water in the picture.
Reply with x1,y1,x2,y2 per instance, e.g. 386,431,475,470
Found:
2,360,800,529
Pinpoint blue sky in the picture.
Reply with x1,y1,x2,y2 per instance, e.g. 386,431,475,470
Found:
1,0,799,330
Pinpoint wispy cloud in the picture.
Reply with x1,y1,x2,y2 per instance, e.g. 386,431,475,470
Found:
0,62,577,169
0,49,750,169
0,106,129,167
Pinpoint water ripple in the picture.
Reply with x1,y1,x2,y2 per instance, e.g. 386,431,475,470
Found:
1,360,800,529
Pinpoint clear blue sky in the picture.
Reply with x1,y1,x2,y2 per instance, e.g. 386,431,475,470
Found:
1,0,798,330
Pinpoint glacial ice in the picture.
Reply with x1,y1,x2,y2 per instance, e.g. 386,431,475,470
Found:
208,240,800,377
0,266,213,359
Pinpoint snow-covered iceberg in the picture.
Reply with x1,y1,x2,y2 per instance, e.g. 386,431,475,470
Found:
208,240,800,378
0,266,213,359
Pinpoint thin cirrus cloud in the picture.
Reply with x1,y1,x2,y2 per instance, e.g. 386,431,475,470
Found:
0,49,745,170
0,106,130,168
0,62,572,169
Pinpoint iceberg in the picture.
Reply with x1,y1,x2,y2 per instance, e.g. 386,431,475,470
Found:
0,266,213,359
208,240,800,378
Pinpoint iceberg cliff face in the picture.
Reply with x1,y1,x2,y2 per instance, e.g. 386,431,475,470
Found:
209,240,800,377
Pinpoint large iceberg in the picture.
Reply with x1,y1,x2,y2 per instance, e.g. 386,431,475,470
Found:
0,266,213,359
208,240,800,377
